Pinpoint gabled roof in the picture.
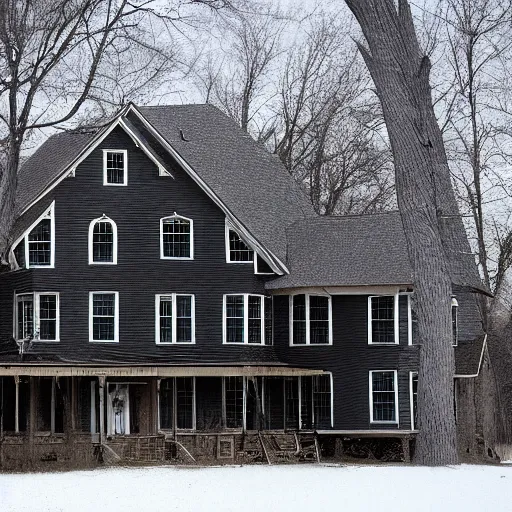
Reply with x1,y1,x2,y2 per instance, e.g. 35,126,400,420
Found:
136,104,315,266
14,103,314,269
266,212,414,289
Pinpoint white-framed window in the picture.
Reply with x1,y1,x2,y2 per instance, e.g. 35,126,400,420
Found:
369,370,399,424
289,294,332,346
89,292,119,342
15,292,60,342
88,215,118,264
410,371,418,430
103,149,127,186
223,294,271,344
12,202,55,269
155,294,195,344
254,254,274,275
225,223,253,263
160,214,194,260
368,295,399,344
452,297,458,346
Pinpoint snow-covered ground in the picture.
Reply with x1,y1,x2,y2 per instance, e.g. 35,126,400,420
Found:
0,464,510,512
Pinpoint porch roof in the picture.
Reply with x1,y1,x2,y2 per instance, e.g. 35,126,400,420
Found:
0,365,325,378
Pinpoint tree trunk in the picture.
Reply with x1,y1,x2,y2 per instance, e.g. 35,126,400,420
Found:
0,137,21,264
344,0,469,464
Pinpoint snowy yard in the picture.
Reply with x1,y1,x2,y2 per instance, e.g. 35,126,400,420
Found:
0,464,510,512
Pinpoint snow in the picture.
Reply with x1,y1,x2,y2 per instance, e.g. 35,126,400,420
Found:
0,464,510,512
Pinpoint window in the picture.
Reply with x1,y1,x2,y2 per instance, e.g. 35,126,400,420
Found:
160,215,193,259
370,370,398,423
155,294,195,344
103,150,127,185
226,225,253,263
15,293,59,341
224,376,244,428
368,295,399,344
12,202,55,269
410,372,418,430
290,294,332,345
223,294,271,344
255,254,274,275
158,377,196,430
0,376,29,433
88,216,117,264
89,292,119,342
36,376,64,434
452,297,458,346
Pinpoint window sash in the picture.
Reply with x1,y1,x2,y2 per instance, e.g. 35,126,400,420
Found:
368,296,398,344
156,294,194,344
226,227,253,263
160,216,193,259
90,292,118,342
92,221,114,263
15,293,59,341
223,294,268,345
103,150,127,185
370,371,398,423
290,294,331,345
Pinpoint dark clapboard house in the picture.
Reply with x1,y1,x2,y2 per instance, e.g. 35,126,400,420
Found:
0,103,487,469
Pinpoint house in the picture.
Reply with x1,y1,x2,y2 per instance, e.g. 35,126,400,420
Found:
0,103,487,469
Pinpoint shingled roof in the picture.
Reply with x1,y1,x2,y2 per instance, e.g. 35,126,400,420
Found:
266,212,413,289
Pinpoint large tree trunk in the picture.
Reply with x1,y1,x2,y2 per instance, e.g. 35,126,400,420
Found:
344,0,472,464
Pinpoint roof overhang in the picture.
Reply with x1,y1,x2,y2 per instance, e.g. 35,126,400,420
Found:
0,365,325,377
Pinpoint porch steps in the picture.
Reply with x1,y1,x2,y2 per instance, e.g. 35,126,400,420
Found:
259,433,320,464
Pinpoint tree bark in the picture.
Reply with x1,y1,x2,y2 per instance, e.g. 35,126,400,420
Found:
344,0,468,464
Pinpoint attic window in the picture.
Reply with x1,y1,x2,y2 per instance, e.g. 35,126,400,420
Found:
103,150,127,186
226,228,253,263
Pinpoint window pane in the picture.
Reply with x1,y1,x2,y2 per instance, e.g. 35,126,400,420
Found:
39,294,57,340
28,219,51,266
92,294,115,341
93,221,114,262
176,295,192,343
163,218,190,258
225,377,243,428
106,152,125,184
285,377,299,429
159,378,174,429
159,297,172,343
372,372,396,422
229,230,253,262
292,295,306,344
313,375,331,429
248,296,262,344
176,377,193,429
371,296,395,343
17,295,34,339
226,295,244,343
310,296,329,344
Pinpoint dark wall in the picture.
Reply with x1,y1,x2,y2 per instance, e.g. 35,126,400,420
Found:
0,127,277,364
273,294,420,430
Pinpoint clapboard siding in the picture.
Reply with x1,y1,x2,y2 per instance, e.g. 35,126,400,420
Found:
0,127,277,364
272,294,420,430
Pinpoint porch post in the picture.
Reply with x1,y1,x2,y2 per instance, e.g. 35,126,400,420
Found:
98,376,105,444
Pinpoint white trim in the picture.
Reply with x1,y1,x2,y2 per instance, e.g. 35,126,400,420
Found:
160,214,194,260
254,254,275,275
409,371,418,431
155,294,196,344
272,285,410,296
368,295,400,345
225,221,253,264
88,215,118,265
369,370,399,425
289,293,333,346
222,294,267,345
118,117,171,177
103,149,128,186
452,298,458,347
11,201,55,270
14,292,60,342
407,295,413,345
89,291,119,343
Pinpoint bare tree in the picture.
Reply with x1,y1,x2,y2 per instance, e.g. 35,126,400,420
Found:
0,0,232,264
343,0,486,465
